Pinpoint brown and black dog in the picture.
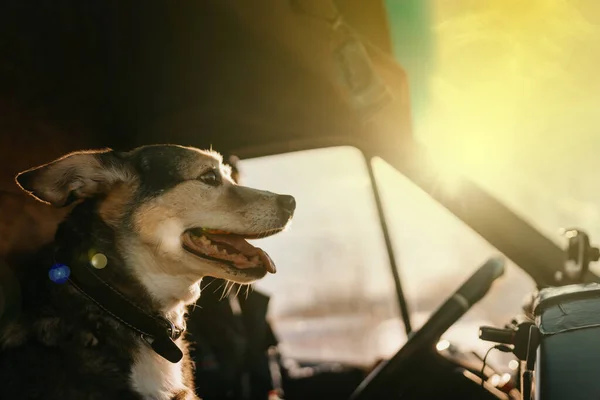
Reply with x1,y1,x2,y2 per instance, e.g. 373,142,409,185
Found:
0,145,295,399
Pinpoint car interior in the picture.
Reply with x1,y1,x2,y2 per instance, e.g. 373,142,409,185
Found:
2,1,600,399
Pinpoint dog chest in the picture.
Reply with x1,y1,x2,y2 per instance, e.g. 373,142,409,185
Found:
130,343,190,400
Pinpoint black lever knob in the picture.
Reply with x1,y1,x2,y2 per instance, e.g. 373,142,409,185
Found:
479,326,515,345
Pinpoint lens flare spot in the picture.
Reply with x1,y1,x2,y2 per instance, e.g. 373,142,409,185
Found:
49,264,70,284
490,374,501,387
90,253,108,269
436,339,450,351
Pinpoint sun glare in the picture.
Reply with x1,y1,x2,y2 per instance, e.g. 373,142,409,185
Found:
419,0,600,179
405,0,600,241
418,143,466,199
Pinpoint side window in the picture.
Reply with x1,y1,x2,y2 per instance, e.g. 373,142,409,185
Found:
237,147,407,367
372,157,536,372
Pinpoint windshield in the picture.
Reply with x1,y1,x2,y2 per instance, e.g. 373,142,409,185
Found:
386,1,600,274
238,146,533,375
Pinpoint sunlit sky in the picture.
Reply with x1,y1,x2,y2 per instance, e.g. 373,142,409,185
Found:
411,0,600,248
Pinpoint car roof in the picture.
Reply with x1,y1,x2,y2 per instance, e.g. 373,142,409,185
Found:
0,1,409,165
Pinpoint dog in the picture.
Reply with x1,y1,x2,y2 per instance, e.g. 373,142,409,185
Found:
0,144,295,400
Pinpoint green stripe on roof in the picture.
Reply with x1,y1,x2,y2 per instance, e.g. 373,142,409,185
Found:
383,0,435,125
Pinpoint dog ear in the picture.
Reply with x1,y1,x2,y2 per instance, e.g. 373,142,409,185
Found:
15,149,130,207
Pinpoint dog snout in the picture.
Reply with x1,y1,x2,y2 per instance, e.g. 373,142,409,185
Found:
277,194,296,216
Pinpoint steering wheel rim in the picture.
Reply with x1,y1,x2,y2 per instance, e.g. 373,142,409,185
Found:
350,257,505,400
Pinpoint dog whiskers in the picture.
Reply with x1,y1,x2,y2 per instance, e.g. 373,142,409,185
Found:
201,279,217,292
225,281,239,300
212,280,226,295
219,281,233,301
225,281,235,299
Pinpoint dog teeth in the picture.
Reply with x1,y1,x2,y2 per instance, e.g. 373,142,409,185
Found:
189,232,260,264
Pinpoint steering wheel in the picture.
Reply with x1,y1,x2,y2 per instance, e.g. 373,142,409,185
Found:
350,257,506,400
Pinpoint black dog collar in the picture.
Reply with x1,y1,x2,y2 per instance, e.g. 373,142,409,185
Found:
55,250,185,363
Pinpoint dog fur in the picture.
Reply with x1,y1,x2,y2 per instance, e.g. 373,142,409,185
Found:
0,144,295,399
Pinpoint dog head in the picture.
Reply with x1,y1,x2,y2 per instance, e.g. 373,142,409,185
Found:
15,145,295,287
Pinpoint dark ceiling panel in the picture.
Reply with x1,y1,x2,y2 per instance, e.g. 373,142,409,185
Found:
0,0,411,188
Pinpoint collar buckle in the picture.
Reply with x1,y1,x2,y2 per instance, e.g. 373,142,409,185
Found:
158,317,184,340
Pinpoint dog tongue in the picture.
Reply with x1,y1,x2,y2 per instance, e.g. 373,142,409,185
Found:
205,233,276,273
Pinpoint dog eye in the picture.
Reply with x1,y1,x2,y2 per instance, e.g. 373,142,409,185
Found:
199,170,221,186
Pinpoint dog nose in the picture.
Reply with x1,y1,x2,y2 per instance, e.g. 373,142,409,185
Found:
277,194,296,215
